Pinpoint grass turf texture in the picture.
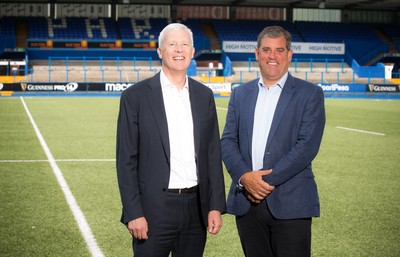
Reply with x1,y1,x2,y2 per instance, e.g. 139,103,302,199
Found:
0,97,399,257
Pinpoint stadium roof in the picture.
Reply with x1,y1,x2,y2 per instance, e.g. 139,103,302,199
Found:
6,0,400,12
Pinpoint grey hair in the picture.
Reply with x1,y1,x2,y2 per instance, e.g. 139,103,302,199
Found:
158,23,194,49
257,26,292,51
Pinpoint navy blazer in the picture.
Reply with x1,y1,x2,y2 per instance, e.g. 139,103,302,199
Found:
116,72,226,232
221,74,325,219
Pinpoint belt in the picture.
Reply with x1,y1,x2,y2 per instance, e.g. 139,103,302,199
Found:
167,185,198,194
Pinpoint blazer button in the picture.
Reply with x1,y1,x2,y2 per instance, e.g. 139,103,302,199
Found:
163,188,167,192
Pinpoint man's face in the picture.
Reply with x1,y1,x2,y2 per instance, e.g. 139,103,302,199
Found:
157,29,194,73
255,35,292,86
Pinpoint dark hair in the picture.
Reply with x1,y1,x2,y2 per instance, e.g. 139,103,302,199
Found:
257,26,292,51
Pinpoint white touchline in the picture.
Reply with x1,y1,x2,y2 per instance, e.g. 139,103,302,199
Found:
336,126,385,136
20,97,105,257
217,107,228,111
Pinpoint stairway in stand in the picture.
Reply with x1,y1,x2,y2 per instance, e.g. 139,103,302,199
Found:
201,23,221,50
16,19,28,49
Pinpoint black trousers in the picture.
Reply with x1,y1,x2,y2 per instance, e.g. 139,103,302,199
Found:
236,200,312,257
132,192,206,257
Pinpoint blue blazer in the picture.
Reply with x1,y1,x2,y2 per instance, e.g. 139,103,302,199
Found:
221,74,325,219
116,72,226,232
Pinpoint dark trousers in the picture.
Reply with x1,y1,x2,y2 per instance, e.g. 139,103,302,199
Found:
132,192,206,257
236,201,312,257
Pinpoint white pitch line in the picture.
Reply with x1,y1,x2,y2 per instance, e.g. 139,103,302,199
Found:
217,107,228,111
336,126,385,136
20,97,105,257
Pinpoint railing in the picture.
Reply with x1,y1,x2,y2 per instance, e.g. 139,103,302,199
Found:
239,71,399,85
44,56,156,83
3,57,397,85
6,68,396,85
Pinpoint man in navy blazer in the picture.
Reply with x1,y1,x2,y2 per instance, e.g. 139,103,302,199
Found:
221,26,325,257
116,23,226,257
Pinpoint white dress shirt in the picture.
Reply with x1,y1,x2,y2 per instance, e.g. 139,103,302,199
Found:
251,73,287,171
160,71,198,189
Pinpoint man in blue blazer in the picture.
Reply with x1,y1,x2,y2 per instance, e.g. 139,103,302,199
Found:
221,26,325,257
116,23,226,257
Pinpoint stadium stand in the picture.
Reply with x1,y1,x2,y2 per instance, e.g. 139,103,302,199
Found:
213,20,302,42
20,16,397,68
294,21,381,42
1,16,395,55
28,17,49,39
294,21,387,66
118,18,170,40
0,17,16,37
0,0,399,86
28,17,119,39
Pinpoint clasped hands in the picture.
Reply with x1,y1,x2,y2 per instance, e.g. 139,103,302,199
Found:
241,169,275,204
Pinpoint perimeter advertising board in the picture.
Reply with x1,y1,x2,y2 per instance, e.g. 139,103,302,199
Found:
0,82,135,92
317,83,365,92
1,82,399,95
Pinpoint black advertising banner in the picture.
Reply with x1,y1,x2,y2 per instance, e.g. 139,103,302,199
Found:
0,82,135,92
12,82,84,92
0,83,21,91
90,82,134,91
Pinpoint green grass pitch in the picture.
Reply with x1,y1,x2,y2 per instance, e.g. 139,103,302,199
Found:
0,96,399,257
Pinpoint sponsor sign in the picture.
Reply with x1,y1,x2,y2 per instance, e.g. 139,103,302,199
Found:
223,41,345,55
2,82,81,91
367,84,399,93
204,83,231,93
104,83,134,91
292,43,344,55
223,41,257,53
20,82,80,92
317,83,365,93
27,40,157,49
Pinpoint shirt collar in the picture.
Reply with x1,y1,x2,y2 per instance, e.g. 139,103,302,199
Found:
160,70,189,91
258,72,288,90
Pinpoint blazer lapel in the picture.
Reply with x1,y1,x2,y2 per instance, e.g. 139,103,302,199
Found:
188,79,200,159
266,74,295,148
146,73,170,162
246,81,259,159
